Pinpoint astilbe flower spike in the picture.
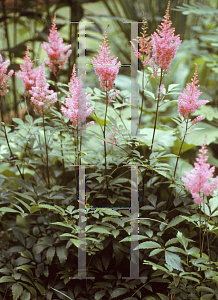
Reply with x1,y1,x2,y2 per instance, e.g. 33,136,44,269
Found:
91,25,121,92
151,1,181,75
41,14,72,75
182,143,218,204
178,64,209,125
130,12,152,68
61,64,94,128
0,53,14,97
16,43,40,95
29,61,57,113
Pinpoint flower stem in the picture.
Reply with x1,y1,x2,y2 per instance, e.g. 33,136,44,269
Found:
137,56,145,135
173,119,188,178
151,69,163,152
42,111,50,188
103,90,109,201
0,97,24,180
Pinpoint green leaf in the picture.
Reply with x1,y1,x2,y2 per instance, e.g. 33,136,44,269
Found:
56,246,68,264
87,227,111,235
165,251,183,271
134,241,161,250
0,276,16,283
16,266,33,278
34,282,45,295
111,288,128,298
149,248,163,257
185,122,218,146
51,288,74,299
112,229,120,238
46,247,55,265
94,290,106,300
20,283,37,299
200,295,214,300
120,235,147,243
0,207,19,213
143,90,156,100
177,231,188,250
30,205,41,213
168,84,180,92
180,276,200,283
166,216,184,229
157,293,170,300
101,209,121,216
12,118,24,126
12,283,23,300
20,290,31,300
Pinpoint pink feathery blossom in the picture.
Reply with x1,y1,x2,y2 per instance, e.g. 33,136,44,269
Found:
0,53,14,96
41,14,72,75
182,143,218,204
61,64,94,128
191,115,205,126
151,1,181,74
29,61,57,113
16,43,39,95
130,12,151,68
91,25,121,92
178,64,209,119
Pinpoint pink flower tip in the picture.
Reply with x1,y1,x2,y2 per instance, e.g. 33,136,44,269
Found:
182,142,218,204
0,53,14,96
178,64,209,119
41,14,72,75
91,25,121,92
151,1,182,74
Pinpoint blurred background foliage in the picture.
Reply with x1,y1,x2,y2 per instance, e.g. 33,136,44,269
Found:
0,0,217,121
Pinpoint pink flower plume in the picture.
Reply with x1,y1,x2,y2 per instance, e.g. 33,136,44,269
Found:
91,25,121,92
151,1,181,74
0,53,14,96
178,64,209,119
41,14,72,75
61,64,94,128
182,142,218,204
29,61,57,113
130,12,151,68
16,42,39,95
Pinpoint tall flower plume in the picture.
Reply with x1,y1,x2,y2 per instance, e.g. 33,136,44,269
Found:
0,53,14,97
91,25,121,92
182,142,218,204
61,64,94,128
130,12,152,68
178,64,209,124
16,43,39,95
151,1,181,75
41,14,72,75
29,61,57,113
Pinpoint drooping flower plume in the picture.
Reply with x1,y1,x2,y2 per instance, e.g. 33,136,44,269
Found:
29,61,57,113
16,43,40,95
0,53,14,97
182,142,218,204
178,64,209,124
41,14,72,75
61,64,94,128
151,1,181,75
91,25,121,92
130,12,152,68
